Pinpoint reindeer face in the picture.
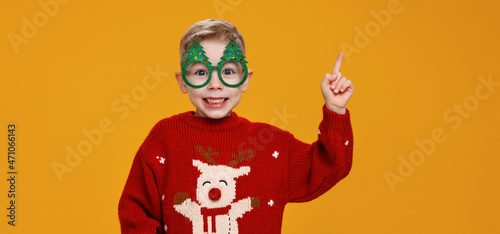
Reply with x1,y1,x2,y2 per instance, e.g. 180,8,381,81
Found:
193,160,250,208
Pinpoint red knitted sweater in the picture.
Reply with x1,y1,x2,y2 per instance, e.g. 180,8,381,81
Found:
118,106,353,233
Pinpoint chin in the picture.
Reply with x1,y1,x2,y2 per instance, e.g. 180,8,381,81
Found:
196,108,232,119
206,111,231,119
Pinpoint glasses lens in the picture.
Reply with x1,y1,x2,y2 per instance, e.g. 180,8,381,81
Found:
220,61,244,86
185,62,210,86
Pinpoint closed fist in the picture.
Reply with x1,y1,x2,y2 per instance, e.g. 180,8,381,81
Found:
173,192,189,205
251,196,260,210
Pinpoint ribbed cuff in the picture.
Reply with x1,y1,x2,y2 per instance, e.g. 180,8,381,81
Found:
320,105,352,136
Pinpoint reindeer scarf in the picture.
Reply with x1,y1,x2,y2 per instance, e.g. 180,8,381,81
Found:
200,206,231,232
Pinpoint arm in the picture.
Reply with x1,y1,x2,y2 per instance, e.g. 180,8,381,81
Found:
230,196,260,219
173,193,200,220
287,52,354,202
287,107,353,202
118,123,165,234
118,150,163,233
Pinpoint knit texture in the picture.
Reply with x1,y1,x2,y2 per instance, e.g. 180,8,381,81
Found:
118,106,353,233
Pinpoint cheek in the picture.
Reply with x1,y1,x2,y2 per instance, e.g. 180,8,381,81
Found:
188,89,203,99
198,182,207,192
231,93,242,106
228,89,243,100
221,184,237,200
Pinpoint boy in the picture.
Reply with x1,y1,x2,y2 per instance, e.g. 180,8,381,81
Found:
119,19,354,234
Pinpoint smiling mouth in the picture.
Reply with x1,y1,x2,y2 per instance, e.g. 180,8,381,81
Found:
204,98,228,104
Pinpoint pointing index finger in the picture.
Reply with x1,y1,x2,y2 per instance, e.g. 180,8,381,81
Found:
332,52,344,74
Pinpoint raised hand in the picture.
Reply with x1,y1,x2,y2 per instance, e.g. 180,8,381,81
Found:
320,52,354,114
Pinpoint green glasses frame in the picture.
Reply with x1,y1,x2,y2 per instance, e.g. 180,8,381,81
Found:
181,42,248,88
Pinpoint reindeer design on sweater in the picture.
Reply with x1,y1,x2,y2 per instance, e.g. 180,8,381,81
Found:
173,145,260,234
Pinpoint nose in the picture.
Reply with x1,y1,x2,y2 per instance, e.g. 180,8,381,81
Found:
207,70,223,90
209,188,221,201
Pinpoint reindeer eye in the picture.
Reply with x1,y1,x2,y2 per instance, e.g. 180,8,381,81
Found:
202,181,211,186
219,180,228,186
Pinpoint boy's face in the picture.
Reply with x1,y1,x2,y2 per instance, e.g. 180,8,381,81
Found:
175,39,253,119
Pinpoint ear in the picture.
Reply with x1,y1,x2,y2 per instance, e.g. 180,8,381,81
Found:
240,69,253,93
175,71,189,94
233,166,251,178
192,160,208,172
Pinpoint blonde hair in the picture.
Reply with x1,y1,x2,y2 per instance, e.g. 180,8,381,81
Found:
179,19,246,66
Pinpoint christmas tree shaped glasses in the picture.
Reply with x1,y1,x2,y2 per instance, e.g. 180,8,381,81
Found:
181,41,248,88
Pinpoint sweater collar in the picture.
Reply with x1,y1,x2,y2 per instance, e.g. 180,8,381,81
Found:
178,111,246,131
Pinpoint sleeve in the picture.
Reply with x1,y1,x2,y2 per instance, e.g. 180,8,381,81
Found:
287,105,353,203
118,124,164,234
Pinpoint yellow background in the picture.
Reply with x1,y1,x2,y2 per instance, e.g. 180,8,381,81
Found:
1,0,499,233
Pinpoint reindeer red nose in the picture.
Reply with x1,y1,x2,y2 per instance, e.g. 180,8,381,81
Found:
209,188,221,201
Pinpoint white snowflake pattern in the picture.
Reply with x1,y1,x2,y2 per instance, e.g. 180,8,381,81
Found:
268,200,274,207
156,156,165,164
272,151,279,159
345,140,349,146
164,225,167,231
318,129,321,135
162,194,165,201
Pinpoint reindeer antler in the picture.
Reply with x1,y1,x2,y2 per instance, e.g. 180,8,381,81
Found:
195,145,219,165
228,150,254,168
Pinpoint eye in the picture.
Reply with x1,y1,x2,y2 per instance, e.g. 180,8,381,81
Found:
202,181,211,186
222,69,234,75
196,70,208,76
219,180,227,186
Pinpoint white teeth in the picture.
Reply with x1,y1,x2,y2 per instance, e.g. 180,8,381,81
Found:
206,98,225,104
